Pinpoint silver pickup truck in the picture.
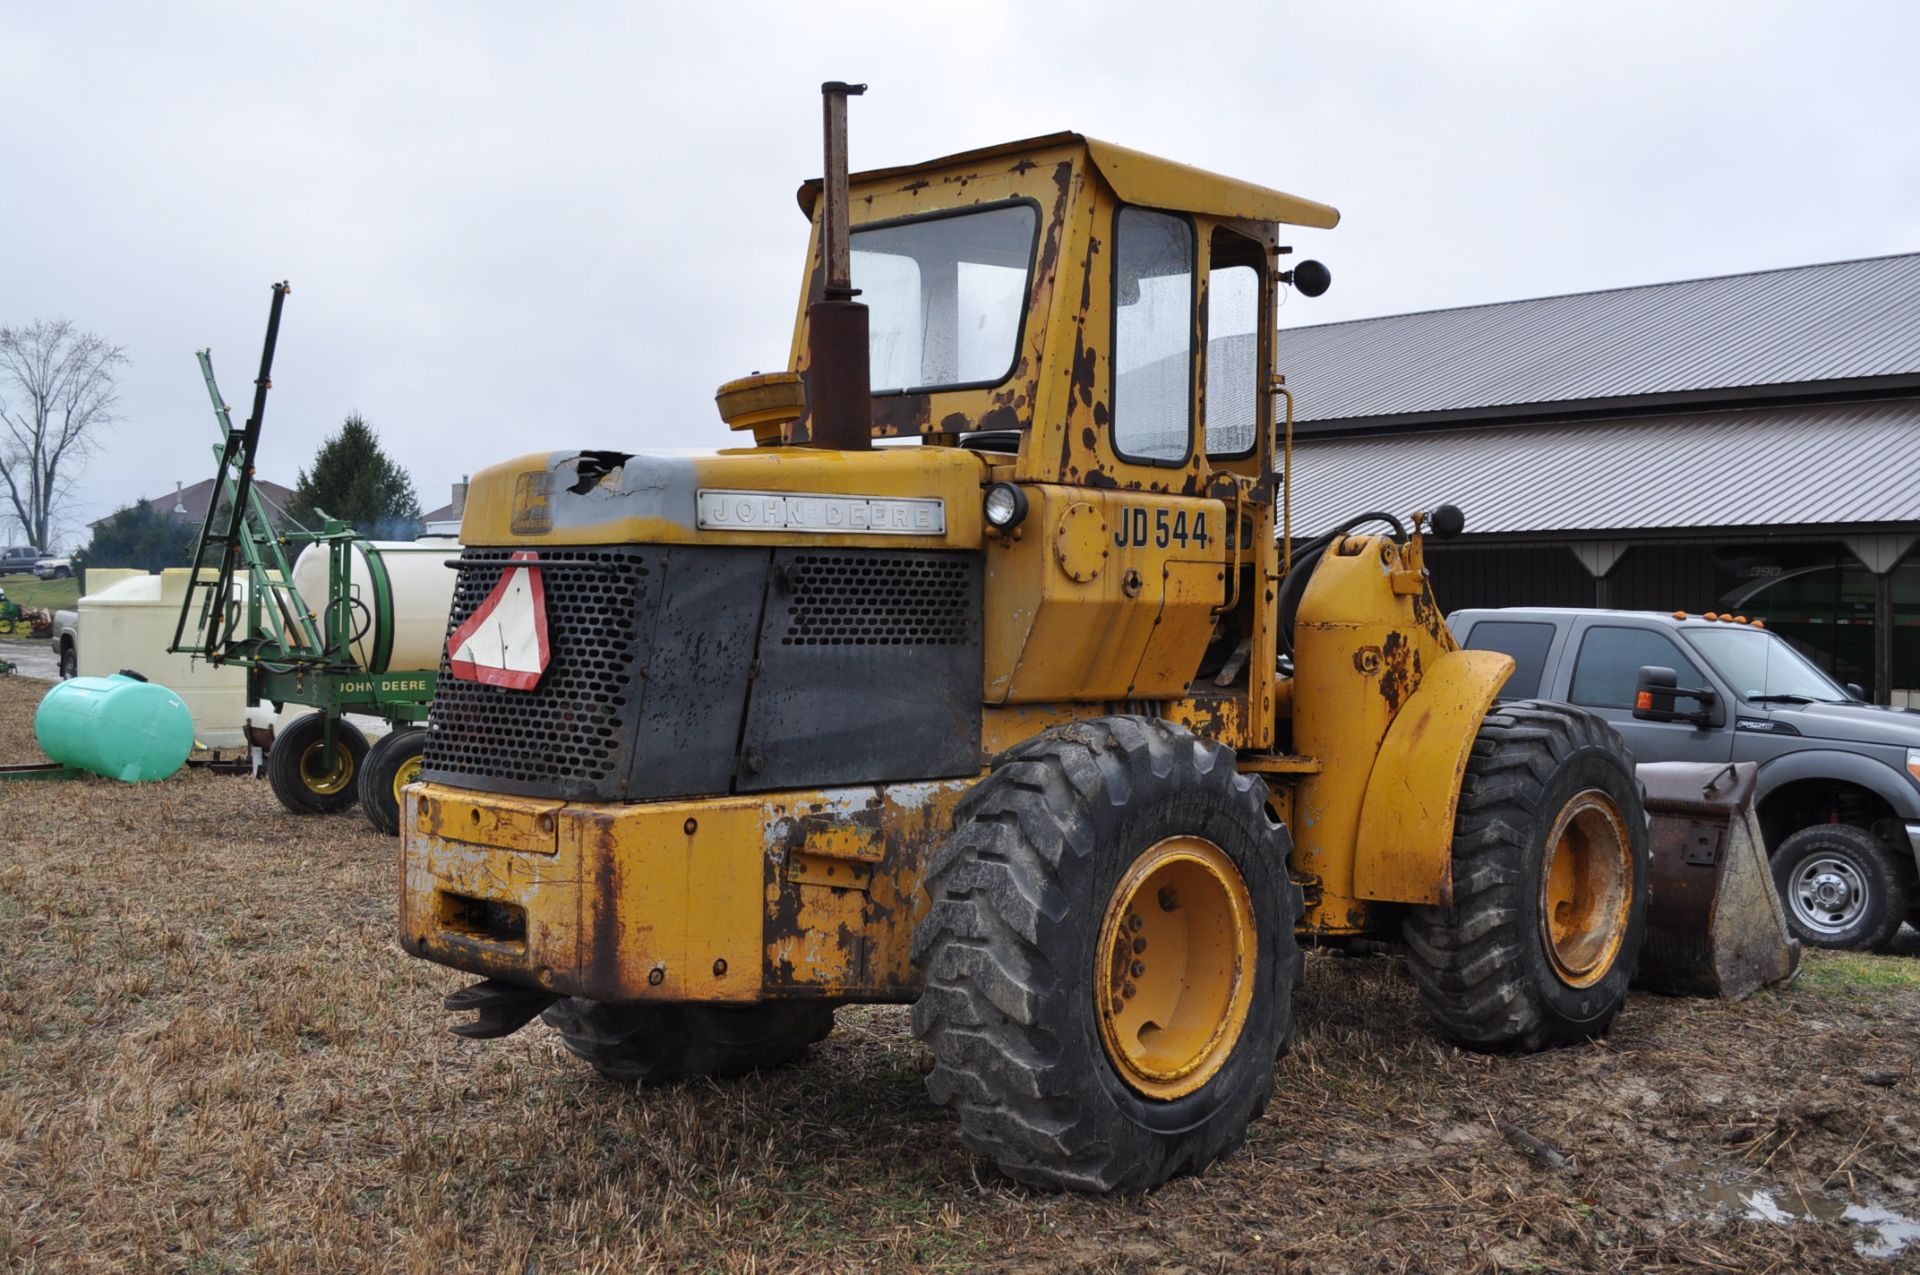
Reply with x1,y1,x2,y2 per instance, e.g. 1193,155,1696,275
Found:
1454,607,1920,953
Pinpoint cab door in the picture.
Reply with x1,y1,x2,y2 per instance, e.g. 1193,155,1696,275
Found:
1564,620,1734,763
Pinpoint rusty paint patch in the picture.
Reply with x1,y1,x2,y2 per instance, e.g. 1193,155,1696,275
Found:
1378,631,1423,714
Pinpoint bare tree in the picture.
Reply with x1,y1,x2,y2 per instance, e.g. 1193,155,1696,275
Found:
0,319,126,550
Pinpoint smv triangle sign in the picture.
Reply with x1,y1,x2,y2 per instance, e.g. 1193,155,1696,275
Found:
447,551,552,689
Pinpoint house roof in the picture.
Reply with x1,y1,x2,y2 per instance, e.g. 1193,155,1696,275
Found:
1279,252,1920,429
89,476,296,528
1287,397,1920,538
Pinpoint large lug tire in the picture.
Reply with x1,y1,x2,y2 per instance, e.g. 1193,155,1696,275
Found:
266,714,370,815
359,727,429,836
540,999,836,1085
1405,701,1650,1054
1770,823,1912,952
912,716,1301,1194
57,641,76,680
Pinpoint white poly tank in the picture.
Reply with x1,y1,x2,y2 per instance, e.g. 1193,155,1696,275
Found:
76,569,250,748
288,539,461,672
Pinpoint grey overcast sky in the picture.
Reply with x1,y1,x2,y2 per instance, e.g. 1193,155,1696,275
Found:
4,1,1917,547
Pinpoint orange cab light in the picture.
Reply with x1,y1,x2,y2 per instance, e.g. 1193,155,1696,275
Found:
1673,611,1689,620
1753,619,1765,628
1704,612,1719,621
1734,615,1748,624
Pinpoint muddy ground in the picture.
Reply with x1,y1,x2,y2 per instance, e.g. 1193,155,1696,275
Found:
2,671,1917,1272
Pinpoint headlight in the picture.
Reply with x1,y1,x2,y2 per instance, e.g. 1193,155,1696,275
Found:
983,482,1028,530
1907,748,1920,785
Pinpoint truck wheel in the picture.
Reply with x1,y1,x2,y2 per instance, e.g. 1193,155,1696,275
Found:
267,714,369,815
1771,824,1910,952
1405,701,1649,1053
540,1000,835,1084
912,717,1301,1194
360,727,428,835
58,641,76,680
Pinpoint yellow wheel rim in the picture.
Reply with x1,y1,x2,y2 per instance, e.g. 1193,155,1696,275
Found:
1095,836,1257,1100
391,752,424,805
1538,789,1634,988
298,739,357,796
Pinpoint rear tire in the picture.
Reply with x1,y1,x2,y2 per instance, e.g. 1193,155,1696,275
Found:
1405,701,1649,1053
1771,823,1910,952
912,716,1300,1194
58,641,76,680
267,714,369,815
360,727,428,835
540,1000,835,1084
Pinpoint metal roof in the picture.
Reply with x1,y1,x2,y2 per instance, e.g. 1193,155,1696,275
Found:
1280,253,1920,425
799,132,1341,228
1287,398,1920,537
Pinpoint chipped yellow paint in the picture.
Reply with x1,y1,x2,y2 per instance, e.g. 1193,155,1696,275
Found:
400,779,974,1004
1351,648,1515,905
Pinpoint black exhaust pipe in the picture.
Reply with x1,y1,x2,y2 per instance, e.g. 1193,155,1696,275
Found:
804,81,872,451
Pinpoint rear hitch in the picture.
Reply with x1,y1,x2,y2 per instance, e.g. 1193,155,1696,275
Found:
444,977,559,1039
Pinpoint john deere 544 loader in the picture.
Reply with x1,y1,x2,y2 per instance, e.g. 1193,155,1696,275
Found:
399,85,1765,1193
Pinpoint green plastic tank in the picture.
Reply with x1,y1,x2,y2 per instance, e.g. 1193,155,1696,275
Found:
35,671,195,782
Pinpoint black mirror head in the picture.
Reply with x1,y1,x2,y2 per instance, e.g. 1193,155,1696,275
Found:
1287,260,1332,298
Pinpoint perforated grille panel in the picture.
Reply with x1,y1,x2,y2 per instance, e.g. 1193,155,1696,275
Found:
423,546,651,798
780,554,973,647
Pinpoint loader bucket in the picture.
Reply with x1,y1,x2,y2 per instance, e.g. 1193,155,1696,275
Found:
1633,761,1801,1000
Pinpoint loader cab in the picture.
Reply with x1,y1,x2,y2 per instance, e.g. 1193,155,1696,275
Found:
783,133,1337,492
772,135,1338,746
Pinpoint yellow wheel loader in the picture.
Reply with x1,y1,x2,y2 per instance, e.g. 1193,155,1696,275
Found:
401,85,1790,1194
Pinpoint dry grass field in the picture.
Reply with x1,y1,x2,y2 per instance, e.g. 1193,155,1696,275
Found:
3,670,1919,1272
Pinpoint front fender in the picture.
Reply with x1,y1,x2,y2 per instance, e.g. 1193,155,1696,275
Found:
1753,748,1920,822
1352,648,1513,906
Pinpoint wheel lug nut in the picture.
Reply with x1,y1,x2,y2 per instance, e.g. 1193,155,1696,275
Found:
1131,961,1146,977
1132,937,1147,954
1123,982,1136,998
1112,997,1125,1014
1127,914,1143,932
1158,887,1179,912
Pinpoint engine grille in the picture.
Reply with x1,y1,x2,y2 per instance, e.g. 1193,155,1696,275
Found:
779,553,973,647
423,546,651,794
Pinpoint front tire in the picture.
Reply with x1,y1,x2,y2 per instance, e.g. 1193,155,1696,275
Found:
360,727,428,835
266,714,369,815
58,641,76,680
912,717,1301,1194
540,1000,835,1084
1405,701,1650,1053
1771,823,1910,952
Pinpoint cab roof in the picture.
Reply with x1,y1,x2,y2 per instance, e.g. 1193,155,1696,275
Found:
797,131,1340,229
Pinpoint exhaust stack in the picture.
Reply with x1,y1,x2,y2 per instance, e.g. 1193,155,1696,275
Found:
804,81,872,450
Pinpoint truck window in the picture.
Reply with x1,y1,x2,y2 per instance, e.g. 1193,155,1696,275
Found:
1112,207,1195,463
1570,626,1705,710
1462,620,1557,699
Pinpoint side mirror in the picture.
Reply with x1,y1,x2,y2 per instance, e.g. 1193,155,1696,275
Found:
1845,682,1866,701
1634,665,1717,726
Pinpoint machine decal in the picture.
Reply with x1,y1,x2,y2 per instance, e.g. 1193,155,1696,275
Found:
697,489,946,535
446,552,551,690
1112,506,1210,549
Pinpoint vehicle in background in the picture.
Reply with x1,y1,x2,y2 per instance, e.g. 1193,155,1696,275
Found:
33,556,73,580
52,608,79,679
0,545,46,576
1454,607,1920,952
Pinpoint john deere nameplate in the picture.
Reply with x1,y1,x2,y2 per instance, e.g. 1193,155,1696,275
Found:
696,490,946,535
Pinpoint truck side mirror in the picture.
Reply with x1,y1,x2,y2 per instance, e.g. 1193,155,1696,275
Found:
1845,682,1866,701
1634,665,1716,726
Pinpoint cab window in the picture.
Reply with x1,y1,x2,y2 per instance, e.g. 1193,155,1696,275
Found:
1570,626,1705,710
1205,228,1265,458
1112,207,1195,463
